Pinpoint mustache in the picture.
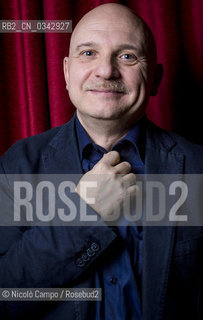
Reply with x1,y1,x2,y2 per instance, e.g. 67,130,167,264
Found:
83,81,129,93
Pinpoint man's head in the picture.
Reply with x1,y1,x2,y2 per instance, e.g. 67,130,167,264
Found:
64,3,162,126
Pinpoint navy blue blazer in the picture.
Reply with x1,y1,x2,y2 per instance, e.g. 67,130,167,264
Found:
0,116,203,320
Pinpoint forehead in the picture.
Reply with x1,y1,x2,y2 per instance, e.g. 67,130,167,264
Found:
70,16,147,52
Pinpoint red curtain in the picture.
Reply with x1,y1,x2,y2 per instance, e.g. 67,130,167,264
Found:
0,0,203,155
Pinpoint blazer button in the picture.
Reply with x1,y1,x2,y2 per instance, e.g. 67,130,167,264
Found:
75,257,85,267
87,247,95,257
91,242,100,252
82,252,90,262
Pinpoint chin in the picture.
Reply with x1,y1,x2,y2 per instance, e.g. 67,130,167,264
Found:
77,101,139,121
88,109,129,121
91,114,120,121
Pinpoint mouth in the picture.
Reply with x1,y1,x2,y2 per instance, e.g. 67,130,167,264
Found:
88,89,125,96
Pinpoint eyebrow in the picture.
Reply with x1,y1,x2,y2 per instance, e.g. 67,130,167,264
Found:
75,42,143,55
75,42,98,51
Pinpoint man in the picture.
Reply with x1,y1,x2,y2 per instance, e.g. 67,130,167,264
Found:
0,3,203,320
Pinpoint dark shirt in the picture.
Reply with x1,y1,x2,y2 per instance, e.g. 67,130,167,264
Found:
75,114,145,320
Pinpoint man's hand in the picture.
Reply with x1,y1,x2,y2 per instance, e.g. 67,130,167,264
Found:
75,151,137,219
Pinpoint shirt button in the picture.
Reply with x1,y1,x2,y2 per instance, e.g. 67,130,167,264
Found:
110,277,118,285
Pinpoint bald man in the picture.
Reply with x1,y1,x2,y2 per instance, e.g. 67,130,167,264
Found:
0,3,203,320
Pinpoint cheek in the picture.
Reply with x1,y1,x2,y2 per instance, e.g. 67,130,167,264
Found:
69,63,92,87
67,65,89,103
125,64,148,86
122,70,141,90
132,70,145,84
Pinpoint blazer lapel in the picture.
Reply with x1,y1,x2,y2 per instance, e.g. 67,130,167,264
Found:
142,122,184,320
41,117,83,174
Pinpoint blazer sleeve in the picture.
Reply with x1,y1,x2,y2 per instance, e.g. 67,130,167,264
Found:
0,158,116,289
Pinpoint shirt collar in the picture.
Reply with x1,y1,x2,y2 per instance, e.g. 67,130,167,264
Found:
75,112,145,160
116,119,145,155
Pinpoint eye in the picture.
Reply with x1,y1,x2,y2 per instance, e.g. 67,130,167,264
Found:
121,53,133,59
82,50,95,57
120,53,136,60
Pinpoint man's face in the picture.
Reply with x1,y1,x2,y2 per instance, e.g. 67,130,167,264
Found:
64,10,156,122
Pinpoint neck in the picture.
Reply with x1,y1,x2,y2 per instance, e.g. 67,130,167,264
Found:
77,111,140,151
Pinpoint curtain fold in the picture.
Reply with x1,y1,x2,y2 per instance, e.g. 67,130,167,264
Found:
0,0,203,155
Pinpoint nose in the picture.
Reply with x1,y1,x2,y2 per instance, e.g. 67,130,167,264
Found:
94,56,120,80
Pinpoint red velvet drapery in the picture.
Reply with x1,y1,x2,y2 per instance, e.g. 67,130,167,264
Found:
0,0,203,155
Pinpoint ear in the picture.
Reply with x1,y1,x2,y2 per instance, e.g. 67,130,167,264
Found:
63,57,69,91
150,64,163,96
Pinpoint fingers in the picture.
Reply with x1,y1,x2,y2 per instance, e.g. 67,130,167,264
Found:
99,151,132,175
102,151,120,166
127,184,139,196
92,151,133,177
122,173,136,186
76,155,138,217
114,161,131,174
